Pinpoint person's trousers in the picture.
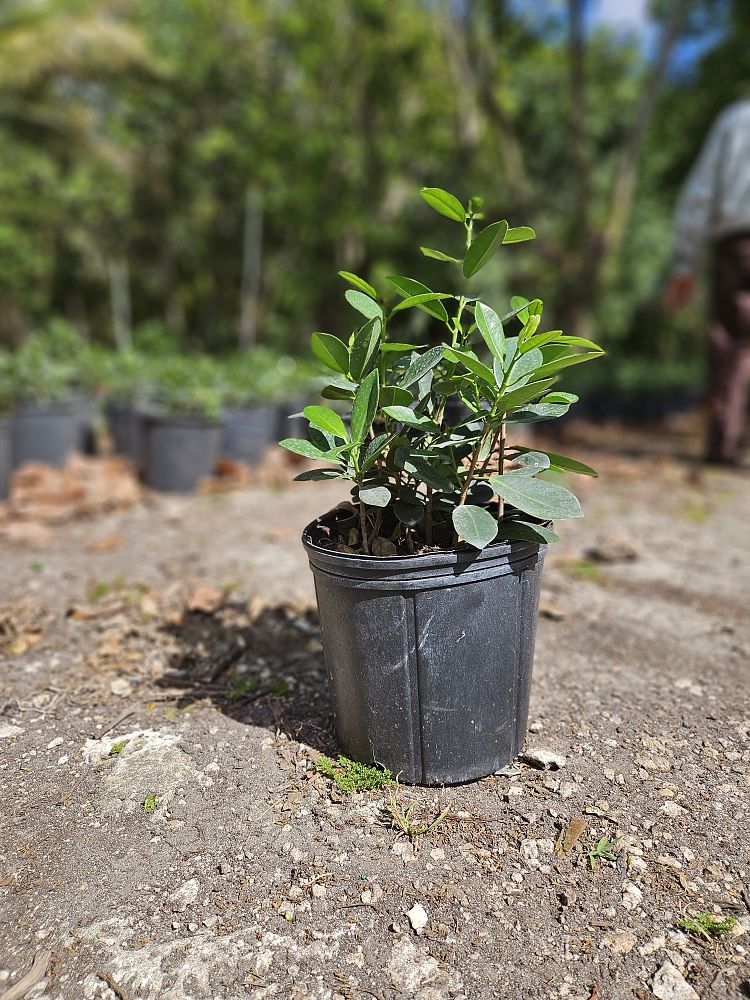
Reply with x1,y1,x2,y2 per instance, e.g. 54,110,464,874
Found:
708,232,750,464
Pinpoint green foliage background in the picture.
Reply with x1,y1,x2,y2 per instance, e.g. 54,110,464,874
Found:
0,0,744,390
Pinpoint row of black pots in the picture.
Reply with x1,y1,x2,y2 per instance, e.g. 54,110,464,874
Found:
0,398,307,499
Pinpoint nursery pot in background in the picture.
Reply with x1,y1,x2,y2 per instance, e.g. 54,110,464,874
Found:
279,397,310,442
71,396,99,455
303,511,547,786
221,405,279,466
107,401,146,470
0,415,11,500
143,415,222,492
12,401,79,468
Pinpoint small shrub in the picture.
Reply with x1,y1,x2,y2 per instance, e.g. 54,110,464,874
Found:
316,754,392,794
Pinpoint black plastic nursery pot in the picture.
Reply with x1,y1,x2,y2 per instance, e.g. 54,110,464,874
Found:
221,405,279,466
0,415,11,500
143,415,222,493
106,401,145,470
12,401,80,468
303,511,547,786
72,396,99,455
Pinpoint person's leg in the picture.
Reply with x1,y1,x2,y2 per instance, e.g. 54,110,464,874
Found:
707,235,750,464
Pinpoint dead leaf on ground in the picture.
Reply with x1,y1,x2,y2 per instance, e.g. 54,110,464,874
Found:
67,601,126,621
555,816,586,858
540,603,566,621
8,632,43,655
86,532,125,553
186,584,225,614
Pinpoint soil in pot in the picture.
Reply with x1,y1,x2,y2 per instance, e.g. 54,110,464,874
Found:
12,401,80,468
143,415,222,492
303,508,547,786
107,401,146,470
221,405,279,466
0,415,11,499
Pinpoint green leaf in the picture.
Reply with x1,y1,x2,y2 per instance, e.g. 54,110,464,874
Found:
404,456,452,492
475,302,505,365
500,520,559,544
531,351,605,380
350,369,379,444
489,473,583,520
512,450,551,474
294,469,346,482
555,335,605,352
494,378,556,413
420,246,460,263
321,384,355,401
350,317,382,381
345,289,382,321
518,314,541,345
503,297,541,325
398,346,443,388
394,498,424,525
380,342,425,352
310,332,349,374
303,405,348,440
506,346,543,386
419,187,466,223
279,438,337,461
338,270,378,299
519,329,564,354
463,220,509,278
503,226,536,244
359,484,391,507
452,505,498,550
386,276,449,323
382,405,439,432
443,347,495,386
379,385,414,407
361,432,391,471
518,449,598,477
389,292,451,317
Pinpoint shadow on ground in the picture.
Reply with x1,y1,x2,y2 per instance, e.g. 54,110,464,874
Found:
157,604,338,754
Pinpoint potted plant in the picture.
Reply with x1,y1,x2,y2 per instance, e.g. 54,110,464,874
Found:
220,350,286,467
142,355,224,492
0,351,14,499
105,349,153,470
281,187,604,785
10,334,80,468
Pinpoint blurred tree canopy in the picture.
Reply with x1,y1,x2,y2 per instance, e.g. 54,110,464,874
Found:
0,0,743,370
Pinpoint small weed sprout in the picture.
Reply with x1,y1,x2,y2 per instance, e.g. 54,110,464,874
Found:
315,755,392,794
587,835,620,870
143,793,160,814
384,792,450,842
270,677,290,697
228,673,261,700
87,573,127,604
109,739,127,756
679,912,737,940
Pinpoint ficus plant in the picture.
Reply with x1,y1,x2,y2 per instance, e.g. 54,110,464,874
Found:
281,186,604,555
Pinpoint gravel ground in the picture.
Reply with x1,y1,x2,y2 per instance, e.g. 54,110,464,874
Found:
0,435,749,1000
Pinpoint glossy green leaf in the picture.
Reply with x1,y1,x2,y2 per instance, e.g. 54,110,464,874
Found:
531,350,605,380
555,335,605,352
404,456,452,492
350,369,379,443
303,405,348,440
518,448,598,477
443,347,495,386
452,504,498,550
502,297,541,325
394,498,425,525
506,346,543,386
310,332,349,374
361,432,391,471
518,314,541,345
503,226,536,244
500,520,559,544
345,289,382,321
519,329,564,354
350,317,381,381
359,484,391,507
419,187,466,222
420,246,460,263
398,346,443,388
379,385,414,407
489,473,583,520
494,378,556,413
386,276,449,323
511,450,551,474
338,270,378,299
389,292,451,317
463,220,509,278
475,302,505,364
382,405,439,432
294,469,346,482
279,437,334,461
380,342,425,352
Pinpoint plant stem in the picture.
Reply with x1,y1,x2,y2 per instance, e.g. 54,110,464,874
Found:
358,498,370,555
497,420,506,521
457,426,488,506
425,486,433,545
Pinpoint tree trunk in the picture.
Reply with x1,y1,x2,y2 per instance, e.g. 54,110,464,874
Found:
238,186,264,349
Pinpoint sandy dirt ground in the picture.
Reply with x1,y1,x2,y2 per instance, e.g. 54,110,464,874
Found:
0,431,749,1000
